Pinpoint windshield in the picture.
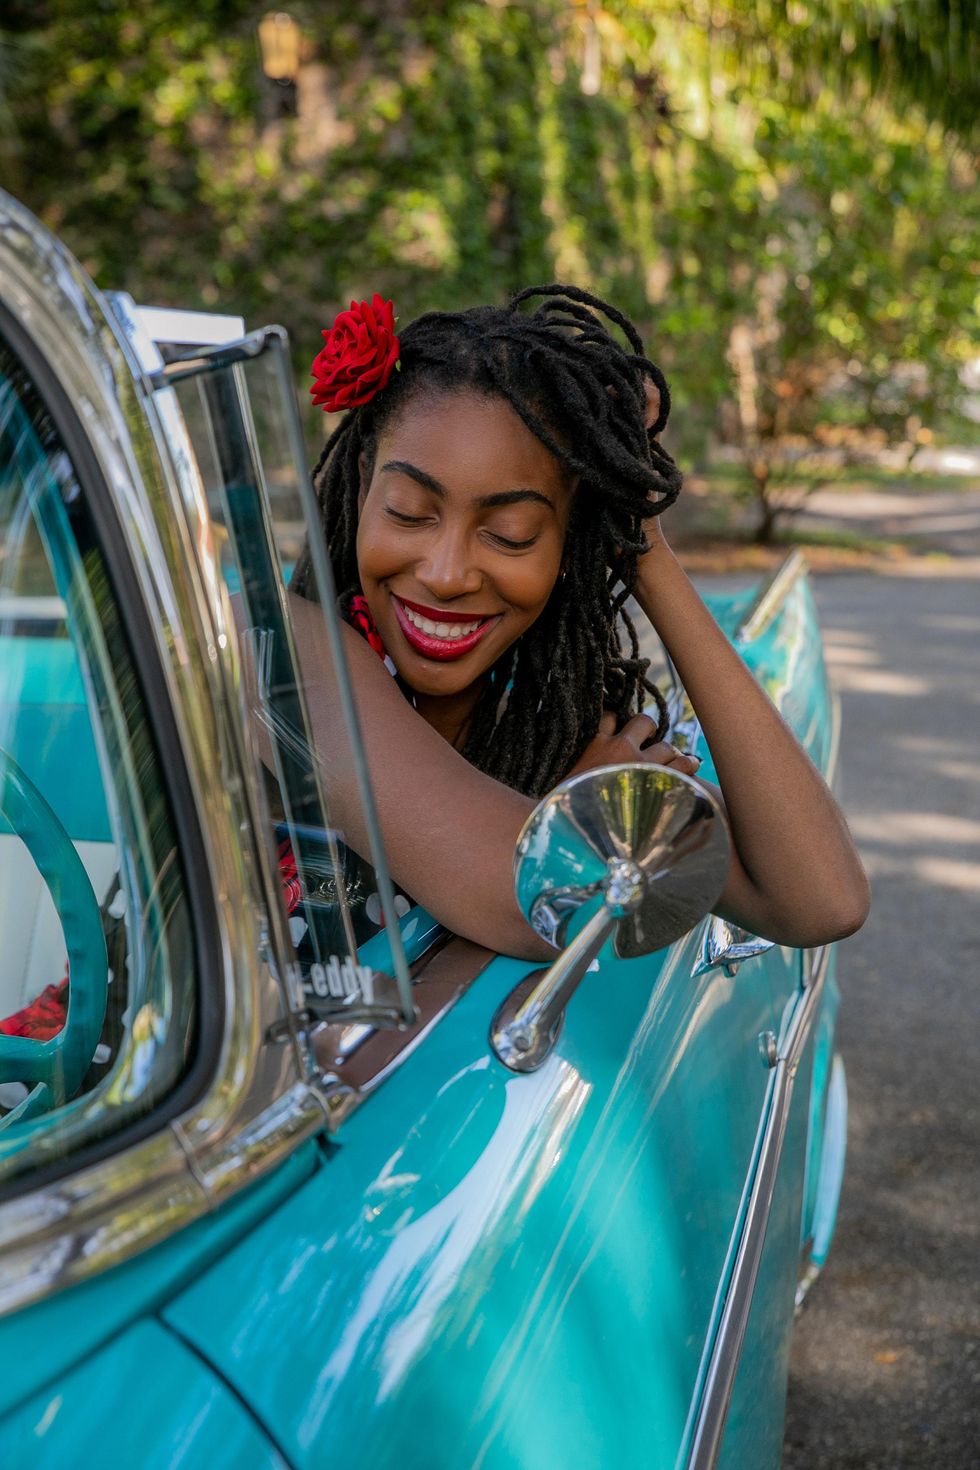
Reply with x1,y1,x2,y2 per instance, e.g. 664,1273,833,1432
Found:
0,328,196,1183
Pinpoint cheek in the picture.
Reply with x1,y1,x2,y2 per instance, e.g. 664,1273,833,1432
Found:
356,506,400,585
498,544,564,619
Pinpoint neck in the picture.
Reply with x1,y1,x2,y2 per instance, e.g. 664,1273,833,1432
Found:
412,678,486,751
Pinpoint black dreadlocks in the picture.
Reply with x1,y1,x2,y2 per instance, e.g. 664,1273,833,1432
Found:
291,284,683,799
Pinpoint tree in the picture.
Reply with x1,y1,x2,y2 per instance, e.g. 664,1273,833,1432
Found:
767,0,980,140
0,0,975,521
607,0,978,536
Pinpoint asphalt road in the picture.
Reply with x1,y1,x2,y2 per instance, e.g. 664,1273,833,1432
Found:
778,560,980,1469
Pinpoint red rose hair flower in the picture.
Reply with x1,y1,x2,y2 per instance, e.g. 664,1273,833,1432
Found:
310,294,400,413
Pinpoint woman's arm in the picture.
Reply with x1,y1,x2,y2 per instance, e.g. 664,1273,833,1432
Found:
286,593,553,960
633,533,870,946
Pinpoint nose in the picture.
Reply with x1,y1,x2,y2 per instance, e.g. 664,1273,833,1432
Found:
415,523,483,602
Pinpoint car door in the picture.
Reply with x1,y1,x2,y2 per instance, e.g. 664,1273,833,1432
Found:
686,570,842,1467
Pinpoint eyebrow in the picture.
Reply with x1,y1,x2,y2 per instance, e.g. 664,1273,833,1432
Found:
380,460,555,512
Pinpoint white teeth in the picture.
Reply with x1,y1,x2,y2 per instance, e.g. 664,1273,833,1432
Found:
401,603,484,641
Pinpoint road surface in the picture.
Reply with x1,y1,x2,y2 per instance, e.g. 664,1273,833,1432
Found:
780,560,980,1468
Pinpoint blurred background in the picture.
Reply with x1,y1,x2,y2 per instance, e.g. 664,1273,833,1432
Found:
1,4,978,1466
0,1,976,558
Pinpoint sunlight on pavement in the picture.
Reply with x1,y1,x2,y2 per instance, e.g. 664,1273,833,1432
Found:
912,855,980,895
933,758,980,784
820,643,879,666
847,812,980,847
828,667,932,696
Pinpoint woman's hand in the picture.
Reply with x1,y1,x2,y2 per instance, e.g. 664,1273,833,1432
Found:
567,712,702,780
632,541,870,947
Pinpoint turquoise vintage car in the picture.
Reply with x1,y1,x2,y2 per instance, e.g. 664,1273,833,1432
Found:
0,191,846,1469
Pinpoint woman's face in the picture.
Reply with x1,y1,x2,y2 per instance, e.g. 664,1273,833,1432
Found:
356,390,574,703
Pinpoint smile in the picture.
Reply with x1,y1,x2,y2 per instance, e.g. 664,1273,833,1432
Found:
391,595,500,662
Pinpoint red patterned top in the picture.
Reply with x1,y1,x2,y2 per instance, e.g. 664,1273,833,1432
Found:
347,592,387,661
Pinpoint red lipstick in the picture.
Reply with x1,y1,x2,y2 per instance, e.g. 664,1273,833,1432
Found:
396,595,488,625
391,594,500,662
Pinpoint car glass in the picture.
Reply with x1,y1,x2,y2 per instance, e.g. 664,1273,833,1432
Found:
0,330,196,1185
164,334,417,1028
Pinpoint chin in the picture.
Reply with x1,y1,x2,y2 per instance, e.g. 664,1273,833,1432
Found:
395,651,488,697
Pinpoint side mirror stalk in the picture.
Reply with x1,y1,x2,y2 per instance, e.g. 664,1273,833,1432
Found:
490,859,645,1073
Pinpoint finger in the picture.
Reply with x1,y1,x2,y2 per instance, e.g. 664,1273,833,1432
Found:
671,752,703,776
637,741,703,773
598,711,617,736
618,712,659,749
636,740,678,765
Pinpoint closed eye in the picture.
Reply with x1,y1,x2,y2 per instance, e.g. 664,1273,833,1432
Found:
486,530,539,550
384,506,430,526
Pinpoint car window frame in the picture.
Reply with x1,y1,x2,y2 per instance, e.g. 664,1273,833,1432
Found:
0,298,225,1196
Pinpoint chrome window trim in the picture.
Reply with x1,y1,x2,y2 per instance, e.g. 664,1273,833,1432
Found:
733,549,807,644
685,943,831,1469
0,193,332,1315
123,303,245,351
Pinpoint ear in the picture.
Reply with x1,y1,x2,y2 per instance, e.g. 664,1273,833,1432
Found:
641,376,661,434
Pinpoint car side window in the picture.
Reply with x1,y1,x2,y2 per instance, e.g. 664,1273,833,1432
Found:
162,331,418,1028
0,329,196,1186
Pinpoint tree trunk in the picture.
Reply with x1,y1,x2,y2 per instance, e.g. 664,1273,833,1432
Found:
751,458,778,544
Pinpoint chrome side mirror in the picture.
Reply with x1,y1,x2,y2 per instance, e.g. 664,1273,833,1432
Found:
490,764,731,1073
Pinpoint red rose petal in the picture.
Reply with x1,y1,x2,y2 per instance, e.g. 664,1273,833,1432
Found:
310,297,401,413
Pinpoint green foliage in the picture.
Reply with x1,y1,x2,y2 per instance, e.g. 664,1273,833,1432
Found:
0,0,976,499
764,0,980,140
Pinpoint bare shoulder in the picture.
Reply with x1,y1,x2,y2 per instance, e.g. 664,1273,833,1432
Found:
285,587,327,650
287,590,358,656
287,590,422,748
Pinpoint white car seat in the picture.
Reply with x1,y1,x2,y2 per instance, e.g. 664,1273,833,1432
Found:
0,837,117,1019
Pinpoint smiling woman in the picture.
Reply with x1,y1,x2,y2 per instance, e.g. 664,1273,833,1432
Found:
293,287,682,794
356,396,573,747
289,285,869,957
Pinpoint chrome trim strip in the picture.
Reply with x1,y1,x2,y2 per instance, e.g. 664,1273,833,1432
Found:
0,192,328,1313
127,303,245,349
327,936,497,1097
734,549,807,644
826,689,842,792
686,943,831,1469
693,915,775,978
